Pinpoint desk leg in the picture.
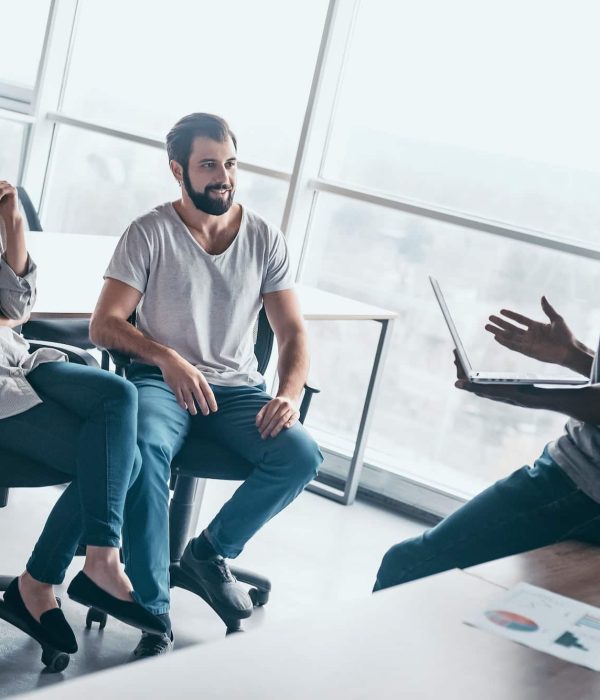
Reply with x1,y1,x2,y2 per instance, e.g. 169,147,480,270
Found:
307,318,394,505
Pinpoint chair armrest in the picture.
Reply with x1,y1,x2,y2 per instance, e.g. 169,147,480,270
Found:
299,379,320,424
103,348,133,375
27,340,99,367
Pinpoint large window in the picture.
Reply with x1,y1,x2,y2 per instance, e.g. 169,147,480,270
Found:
3,1,600,511
0,119,26,182
302,193,600,496
60,0,328,171
0,0,51,96
323,0,600,244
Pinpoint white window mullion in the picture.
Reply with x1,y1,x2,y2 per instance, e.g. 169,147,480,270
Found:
281,0,360,279
19,0,79,214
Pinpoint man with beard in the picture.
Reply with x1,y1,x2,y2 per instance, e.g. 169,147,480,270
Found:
90,113,323,657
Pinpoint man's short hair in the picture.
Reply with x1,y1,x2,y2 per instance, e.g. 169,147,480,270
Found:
166,113,237,166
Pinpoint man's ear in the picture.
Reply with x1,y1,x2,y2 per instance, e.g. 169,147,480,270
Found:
170,159,183,184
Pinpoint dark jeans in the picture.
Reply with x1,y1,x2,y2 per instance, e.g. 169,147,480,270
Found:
122,363,323,613
0,362,140,585
374,447,600,592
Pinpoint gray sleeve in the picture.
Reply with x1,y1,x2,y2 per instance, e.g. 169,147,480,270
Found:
261,228,293,294
104,222,152,294
0,254,37,319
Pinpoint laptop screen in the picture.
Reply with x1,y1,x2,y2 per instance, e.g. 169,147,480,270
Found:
429,276,473,374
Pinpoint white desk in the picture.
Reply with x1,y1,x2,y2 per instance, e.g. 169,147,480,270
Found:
27,232,396,505
14,568,599,700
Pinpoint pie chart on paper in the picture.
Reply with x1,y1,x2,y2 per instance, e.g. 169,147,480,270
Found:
485,610,539,632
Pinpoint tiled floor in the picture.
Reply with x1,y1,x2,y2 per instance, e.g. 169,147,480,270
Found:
0,481,428,698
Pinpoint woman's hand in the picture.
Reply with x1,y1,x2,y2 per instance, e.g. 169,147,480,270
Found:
0,181,22,225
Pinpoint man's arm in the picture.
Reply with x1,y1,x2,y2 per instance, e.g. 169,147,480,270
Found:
90,278,217,415
453,351,600,424
485,296,594,377
256,289,309,439
456,380,600,425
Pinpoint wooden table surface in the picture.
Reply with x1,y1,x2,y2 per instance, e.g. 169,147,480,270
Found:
465,540,600,606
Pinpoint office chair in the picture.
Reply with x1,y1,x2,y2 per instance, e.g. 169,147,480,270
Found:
15,186,98,359
96,307,320,633
0,340,99,672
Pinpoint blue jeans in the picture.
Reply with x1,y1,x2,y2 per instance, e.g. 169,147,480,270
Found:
122,363,323,614
0,362,140,585
374,448,600,591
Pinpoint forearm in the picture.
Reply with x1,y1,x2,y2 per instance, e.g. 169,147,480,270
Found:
276,331,309,403
563,340,595,377
90,315,177,367
528,384,600,424
2,213,28,278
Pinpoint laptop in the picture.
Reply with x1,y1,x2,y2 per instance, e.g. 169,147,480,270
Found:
429,276,588,385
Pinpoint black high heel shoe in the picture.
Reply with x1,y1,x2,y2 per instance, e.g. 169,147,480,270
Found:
2,577,78,654
67,572,167,635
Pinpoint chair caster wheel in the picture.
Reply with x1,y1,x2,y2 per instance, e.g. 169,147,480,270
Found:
249,588,269,607
226,626,244,636
41,646,69,672
86,607,107,630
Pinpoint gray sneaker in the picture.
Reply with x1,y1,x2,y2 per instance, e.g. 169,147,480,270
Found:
180,541,253,618
132,631,174,660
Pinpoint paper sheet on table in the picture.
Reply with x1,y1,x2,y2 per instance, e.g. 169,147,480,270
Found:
464,582,600,671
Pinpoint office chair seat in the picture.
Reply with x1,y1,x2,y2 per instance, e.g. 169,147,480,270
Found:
173,438,254,481
0,452,70,489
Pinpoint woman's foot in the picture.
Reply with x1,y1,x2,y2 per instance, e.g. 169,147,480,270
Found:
2,576,77,653
82,561,134,603
18,572,59,622
67,572,167,635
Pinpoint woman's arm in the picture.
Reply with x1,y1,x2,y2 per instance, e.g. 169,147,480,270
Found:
0,181,37,319
0,181,28,277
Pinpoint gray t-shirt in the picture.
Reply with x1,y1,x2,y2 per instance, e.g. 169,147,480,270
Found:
104,202,293,386
548,335,600,502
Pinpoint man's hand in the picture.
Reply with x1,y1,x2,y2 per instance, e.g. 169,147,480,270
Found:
485,297,577,366
0,181,21,224
158,351,218,416
256,396,300,439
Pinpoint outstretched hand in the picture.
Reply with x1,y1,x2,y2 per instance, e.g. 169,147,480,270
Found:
485,297,576,366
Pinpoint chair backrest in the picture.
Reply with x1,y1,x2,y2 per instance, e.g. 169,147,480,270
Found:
16,186,43,232
254,307,274,375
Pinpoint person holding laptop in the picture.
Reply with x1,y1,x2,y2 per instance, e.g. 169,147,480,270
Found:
374,293,600,592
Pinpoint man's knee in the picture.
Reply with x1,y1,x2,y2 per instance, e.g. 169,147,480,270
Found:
374,535,428,591
283,429,323,486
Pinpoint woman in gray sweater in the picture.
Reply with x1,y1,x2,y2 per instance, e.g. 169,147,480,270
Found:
0,181,165,655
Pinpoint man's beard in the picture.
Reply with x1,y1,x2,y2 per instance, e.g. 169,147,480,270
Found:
182,166,234,216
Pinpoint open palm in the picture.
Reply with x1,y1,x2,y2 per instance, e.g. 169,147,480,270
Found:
485,297,576,365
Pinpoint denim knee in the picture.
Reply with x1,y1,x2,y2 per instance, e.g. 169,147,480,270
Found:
374,535,427,591
284,429,323,486
102,372,138,406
